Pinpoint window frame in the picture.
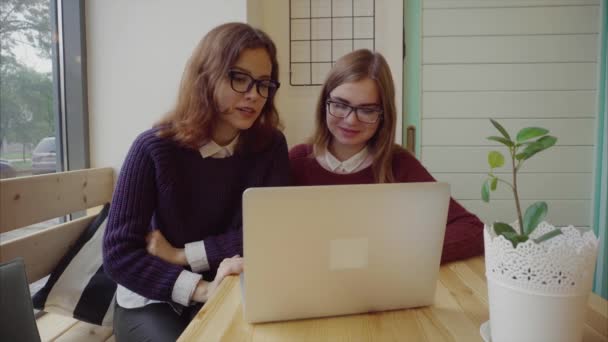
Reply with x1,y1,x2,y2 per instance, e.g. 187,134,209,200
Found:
52,0,89,172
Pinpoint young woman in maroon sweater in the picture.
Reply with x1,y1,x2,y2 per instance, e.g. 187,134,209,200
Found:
289,49,484,264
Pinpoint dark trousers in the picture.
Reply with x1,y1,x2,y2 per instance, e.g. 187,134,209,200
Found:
113,303,202,342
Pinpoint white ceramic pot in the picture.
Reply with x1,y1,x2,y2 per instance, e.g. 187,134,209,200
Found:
483,222,599,342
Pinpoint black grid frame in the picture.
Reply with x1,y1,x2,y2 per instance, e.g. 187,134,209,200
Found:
289,0,376,86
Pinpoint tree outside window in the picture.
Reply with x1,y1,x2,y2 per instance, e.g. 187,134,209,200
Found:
1,0,56,178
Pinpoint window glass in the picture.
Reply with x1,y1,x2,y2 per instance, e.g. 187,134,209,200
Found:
1,0,57,178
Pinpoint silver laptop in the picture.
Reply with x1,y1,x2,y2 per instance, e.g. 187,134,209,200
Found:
241,182,450,323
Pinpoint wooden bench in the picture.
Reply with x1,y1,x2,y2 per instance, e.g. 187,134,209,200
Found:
0,168,116,341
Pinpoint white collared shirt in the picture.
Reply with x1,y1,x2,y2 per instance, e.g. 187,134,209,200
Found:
198,135,239,159
117,135,239,309
315,145,373,174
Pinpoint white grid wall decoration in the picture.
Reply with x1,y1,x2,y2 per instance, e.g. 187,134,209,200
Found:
289,0,376,86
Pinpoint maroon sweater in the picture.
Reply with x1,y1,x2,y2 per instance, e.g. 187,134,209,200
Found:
289,144,484,264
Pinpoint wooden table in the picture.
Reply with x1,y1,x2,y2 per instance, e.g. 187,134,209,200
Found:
178,256,608,341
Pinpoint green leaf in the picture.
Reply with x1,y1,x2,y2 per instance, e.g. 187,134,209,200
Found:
502,231,518,239
490,119,511,141
516,136,557,161
500,231,529,248
516,127,549,143
488,151,505,169
487,136,514,147
502,231,518,247
493,222,517,236
490,177,498,191
536,135,557,149
481,180,490,202
533,229,562,244
513,234,529,247
523,201,548,235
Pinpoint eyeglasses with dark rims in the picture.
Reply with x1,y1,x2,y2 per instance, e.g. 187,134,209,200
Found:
326,100,383,124
227,70,280,98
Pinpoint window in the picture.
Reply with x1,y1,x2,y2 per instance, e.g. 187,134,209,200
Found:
0,0,88,242
1,0,57,178
0,0,88,180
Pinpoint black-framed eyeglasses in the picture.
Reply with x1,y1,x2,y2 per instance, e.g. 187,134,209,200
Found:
228,70,280,98
326,100,383,124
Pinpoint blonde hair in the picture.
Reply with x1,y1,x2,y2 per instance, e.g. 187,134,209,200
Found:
156,22,281,153
310,49,399,183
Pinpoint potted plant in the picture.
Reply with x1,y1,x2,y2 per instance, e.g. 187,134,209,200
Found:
480,119,599,342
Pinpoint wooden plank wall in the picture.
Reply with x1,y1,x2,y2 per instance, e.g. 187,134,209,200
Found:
419,0,600,227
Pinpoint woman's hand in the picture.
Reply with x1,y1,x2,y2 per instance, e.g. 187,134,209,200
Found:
209,255,243,296
192,255,243,302
145,229,187,266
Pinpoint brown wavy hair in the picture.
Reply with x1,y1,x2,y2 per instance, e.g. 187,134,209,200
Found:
156,22,281,153
310,49,403,183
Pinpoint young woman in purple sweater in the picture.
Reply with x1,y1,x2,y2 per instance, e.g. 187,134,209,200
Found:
103,23,290,341
289,49,484,264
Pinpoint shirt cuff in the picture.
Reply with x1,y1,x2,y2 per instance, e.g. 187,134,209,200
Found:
185,240,210,272
171,270,202,306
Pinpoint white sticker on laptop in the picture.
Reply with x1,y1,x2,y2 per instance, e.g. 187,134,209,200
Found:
329,237,369,270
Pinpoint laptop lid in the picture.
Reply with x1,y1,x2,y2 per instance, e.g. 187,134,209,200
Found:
0,257,41,342
242,182,450,323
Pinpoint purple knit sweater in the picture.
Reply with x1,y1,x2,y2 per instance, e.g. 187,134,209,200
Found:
103,128,290,302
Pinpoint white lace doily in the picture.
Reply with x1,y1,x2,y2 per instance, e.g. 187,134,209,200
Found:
484,221,599,296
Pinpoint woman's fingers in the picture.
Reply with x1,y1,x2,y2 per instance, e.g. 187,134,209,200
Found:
145,230,155,243
209,257,244,299
218,257,244,277
146,229,160,243
227,258,244,274
220,256,242,266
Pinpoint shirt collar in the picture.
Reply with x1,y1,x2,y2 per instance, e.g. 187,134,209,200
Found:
199,135,239,159
324,145,370,173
